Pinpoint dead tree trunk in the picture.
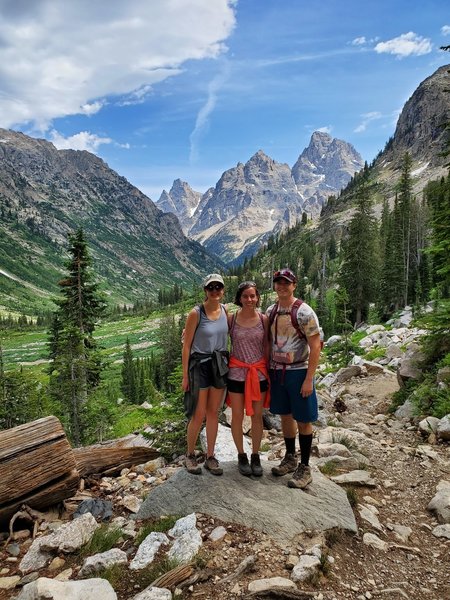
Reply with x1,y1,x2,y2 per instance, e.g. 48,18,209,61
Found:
0,416,79,525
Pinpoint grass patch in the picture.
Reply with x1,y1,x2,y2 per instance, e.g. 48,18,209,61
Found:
324,527,343,547
331,432,359,452
319,552,332,576
135,516,180,546
79,525,123,558
345,487,358,508
364,347,386,361
96,563,127,587
318,461,339,476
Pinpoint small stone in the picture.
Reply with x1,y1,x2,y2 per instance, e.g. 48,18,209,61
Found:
48,557,66,571
0,576,20,590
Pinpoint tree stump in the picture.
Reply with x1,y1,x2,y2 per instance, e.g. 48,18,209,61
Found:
0,416,80,525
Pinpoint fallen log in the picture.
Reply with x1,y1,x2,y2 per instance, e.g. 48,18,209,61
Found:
73,445,160,477
0,416,80,526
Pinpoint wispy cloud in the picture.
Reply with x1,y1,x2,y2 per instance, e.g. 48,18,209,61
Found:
189,61,231,163
374,32,432,58
317,126,332,134
442,25,450,36
354,111,382,133
351,36,366,46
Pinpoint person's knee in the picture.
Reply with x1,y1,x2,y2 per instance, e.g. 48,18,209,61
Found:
297,421,313,435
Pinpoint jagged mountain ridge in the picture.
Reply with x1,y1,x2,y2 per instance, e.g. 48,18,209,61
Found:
319,64,450,236
0,130,220,312
157,132,363,264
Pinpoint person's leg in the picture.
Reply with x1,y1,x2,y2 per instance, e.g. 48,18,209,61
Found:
202,386,225,476
186,388,208,454
229,391,245,454
229,390,252,475
250,396,264,476
204,386,225,457
287,370,317,488
250,396,264,454
298,421,313,466
270,370,298,476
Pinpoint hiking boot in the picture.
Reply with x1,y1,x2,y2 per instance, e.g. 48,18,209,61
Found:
185,453,201,475
250,453,263,477
288,464,312,489
238,453,252,476
204,455,223,476
271,452,298,476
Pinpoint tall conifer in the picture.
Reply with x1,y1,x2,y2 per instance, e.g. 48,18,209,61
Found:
48,229,105,445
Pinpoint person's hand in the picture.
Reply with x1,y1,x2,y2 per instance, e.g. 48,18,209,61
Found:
182,375,189,392
301,376,313,398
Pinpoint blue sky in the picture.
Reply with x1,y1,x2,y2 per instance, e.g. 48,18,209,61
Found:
0,0,449,200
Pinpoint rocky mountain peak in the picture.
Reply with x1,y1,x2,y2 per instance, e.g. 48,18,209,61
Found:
157,179,202,233
379,64,450,170
292,131,364,205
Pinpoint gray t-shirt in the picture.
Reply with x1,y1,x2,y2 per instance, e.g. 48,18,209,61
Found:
191,304,228,355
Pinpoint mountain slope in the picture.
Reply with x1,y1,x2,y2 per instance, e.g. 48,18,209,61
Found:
0,130,220,314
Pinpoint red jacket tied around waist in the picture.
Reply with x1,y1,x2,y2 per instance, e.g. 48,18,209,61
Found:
226,356,270,416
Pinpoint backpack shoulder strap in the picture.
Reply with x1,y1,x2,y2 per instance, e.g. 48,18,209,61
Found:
268,302,279,325
290,298,305,338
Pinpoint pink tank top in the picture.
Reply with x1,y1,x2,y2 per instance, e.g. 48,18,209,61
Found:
228,317,266,382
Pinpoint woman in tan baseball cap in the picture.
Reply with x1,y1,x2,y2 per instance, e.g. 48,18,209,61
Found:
182,274,229,476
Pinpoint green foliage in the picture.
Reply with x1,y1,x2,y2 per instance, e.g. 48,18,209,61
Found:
135,516,179,546
345,487,358,508
48,229,106,445
318,461,339,476
363,347,386,361
339,183,379,325
111,407,152,439
143,365,187,459
79,525,122,558
331,432,359,452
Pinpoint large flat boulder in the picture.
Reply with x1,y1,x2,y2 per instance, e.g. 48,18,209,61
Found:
136,462,357,542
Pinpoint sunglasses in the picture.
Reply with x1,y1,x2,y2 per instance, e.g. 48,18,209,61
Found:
205,283,224,291
273,269,296,282
238,281,256,289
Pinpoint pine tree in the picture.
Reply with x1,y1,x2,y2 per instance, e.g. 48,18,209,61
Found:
48,229,105,445
339,184,379,325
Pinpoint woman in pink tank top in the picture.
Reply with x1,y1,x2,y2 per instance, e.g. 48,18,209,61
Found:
227,281,270,477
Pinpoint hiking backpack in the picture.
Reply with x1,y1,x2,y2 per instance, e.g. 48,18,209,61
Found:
268,299,324,350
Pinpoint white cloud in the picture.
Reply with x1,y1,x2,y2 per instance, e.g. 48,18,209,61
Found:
354,111,382,133
351,36,366,46
49,130,112,152
374,32,432,58
317,126,332,134
0,0,236,130
189,60,231,163
442,25,450,36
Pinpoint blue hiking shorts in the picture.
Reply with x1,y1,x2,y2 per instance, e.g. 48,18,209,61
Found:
269,369,318,423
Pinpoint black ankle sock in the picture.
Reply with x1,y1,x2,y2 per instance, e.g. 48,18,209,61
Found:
284,437,296,455
299,433,313,466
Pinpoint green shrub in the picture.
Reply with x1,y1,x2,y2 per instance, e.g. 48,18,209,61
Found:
79,525,122,558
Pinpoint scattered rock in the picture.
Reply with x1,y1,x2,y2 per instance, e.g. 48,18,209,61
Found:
248,577,297,592
129,532,169,570
436,415,450,441
427,480,450,523
291,554,321,582
362,533,388,551
79,548,128,577
14,577,117,599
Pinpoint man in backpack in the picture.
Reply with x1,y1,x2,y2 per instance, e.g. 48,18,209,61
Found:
266,268,321,489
